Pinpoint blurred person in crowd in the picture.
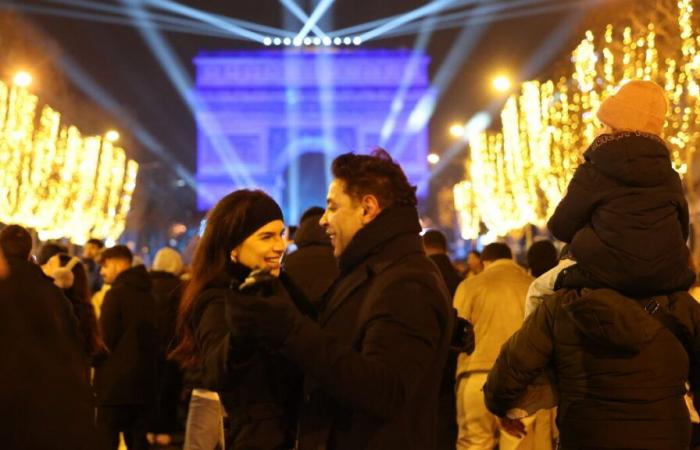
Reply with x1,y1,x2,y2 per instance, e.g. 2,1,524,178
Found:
169,189,314,450
283,206,339,305
454,242,554,450
285,224,298,253
526,240,558,278
83,238,105,295
43,252,108,367
224,150,453,450
0,225,99,449
423,229,463,296
148,247,186,447
37,241,68,266
0,247,6,279
422,228,465,450
94,245,158,450
466,250,484,278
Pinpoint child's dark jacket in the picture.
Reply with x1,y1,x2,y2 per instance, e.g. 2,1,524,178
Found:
548,132,695,296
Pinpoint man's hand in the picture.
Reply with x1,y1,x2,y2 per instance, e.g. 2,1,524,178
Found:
499,417,527,438
226,283,300,348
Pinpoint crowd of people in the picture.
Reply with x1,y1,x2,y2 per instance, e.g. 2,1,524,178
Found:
2,78,700,450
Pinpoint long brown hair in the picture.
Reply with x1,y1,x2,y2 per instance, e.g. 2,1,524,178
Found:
169,190,277,369
56,253,109,359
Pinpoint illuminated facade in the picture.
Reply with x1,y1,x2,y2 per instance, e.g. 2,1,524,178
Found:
194,49,430,222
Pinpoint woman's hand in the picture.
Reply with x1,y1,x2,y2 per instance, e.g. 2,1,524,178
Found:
227,284,300,348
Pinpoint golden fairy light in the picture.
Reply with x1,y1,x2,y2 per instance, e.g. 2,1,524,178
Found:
455,0,699,236
0,78,139,244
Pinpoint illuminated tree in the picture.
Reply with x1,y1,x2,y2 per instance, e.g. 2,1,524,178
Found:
455,0,700,257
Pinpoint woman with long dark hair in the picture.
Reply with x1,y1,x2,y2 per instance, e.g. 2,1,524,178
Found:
43,253,108,365
170,189,313,450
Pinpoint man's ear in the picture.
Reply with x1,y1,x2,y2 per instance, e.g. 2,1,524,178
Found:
360,194,381,224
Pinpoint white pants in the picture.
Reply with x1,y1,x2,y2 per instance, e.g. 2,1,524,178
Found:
456,372,555,450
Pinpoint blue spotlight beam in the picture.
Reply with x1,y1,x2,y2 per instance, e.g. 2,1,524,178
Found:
382,0,624,39
380,16,437,147
416,8,588,191
328,0,483,38
295,0,334,41
359,0,460,42
391,4,491,161
0,1,234,38
47,42,213,202
46,0,239,33
144,0,295,37
142,0,269,42
120,0,255,189
278,0,328,39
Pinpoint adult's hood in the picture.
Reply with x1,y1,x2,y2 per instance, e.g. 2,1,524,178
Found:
563,288,663,353
294,213,331,248
584,132,677,187
113,264,152,291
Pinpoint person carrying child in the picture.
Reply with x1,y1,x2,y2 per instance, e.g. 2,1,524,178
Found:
484,80,700,450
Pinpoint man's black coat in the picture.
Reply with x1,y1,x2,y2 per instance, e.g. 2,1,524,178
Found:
281,206,454,450
94,265,158,405
0,257,99,450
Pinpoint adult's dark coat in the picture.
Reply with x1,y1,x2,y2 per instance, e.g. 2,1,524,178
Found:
150,270,183,355
283,213,339,304
194,270,313,450
279,206,453,450
428,252,462,450
429,253,462,297
484,288,700,450
94,265,158,405
149,270,184,433
0,257,99,450
547,132,695,296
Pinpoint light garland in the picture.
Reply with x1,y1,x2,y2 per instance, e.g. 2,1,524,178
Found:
0,80,139,244
455,0,699,236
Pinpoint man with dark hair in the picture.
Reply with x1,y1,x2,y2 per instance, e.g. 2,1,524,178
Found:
95,245,157,450
526,240,558,278
83,237,105,294
0,224,33,260
283,206,338,304
423,229,462,296
228,149,453,449
422,229,464,450
453,242,553,450
37,242,68,266
0,224,99,449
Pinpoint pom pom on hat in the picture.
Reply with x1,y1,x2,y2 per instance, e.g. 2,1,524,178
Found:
596,80,668,136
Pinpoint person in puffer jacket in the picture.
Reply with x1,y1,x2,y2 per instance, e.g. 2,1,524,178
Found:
546,79,695,298
484,288,700,450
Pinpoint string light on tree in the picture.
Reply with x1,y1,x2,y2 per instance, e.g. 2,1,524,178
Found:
454,0,700,237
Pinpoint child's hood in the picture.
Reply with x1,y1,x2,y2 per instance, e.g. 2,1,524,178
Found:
584,133,678,187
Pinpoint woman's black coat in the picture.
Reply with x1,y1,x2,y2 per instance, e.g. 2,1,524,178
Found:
194,271,314,450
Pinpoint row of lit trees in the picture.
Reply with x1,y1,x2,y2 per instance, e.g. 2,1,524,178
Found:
0,72,138,244
454,0,700,241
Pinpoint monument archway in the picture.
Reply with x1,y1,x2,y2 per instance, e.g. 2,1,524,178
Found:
194,49,431,223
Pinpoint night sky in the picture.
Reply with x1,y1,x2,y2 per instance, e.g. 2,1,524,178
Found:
0,0,634,245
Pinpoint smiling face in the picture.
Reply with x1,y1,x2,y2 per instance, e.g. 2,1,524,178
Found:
319,179,366,258
232,220,286,276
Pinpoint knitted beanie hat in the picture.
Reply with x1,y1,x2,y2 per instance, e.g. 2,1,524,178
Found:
596,80,668,136
152,247,184,275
